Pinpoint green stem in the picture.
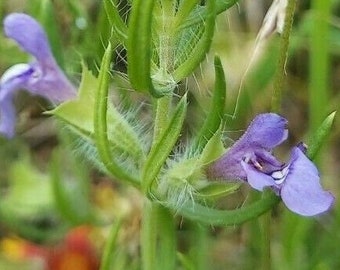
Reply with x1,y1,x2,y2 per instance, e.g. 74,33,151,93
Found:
153,96,172,141
141,202,176,270
260,207,271,270
157,205,177,270
141,200,158,270
177,191,280,226
141,85,176,270
158,0,175,71
309,0,332,132
272,0,296,112
100,219,122,270
142,95,187,194
268,1,296,268
191,223,208,270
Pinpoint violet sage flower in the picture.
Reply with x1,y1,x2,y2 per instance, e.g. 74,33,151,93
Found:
206,113,334,216
0,13,76,138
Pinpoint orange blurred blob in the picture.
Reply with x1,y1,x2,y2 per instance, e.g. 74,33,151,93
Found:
47,227,99,270
1,226,99,270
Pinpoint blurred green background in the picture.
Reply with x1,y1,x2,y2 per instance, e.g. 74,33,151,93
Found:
0,0,340,269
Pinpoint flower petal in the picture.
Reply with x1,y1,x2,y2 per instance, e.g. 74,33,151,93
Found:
1,61,76,104
4,13,53,62
205,147,247,180
252,149,284,174
22,62,76,103
280,147,334,216
240,113,288,149
0,63,34,98
206,113,287,181
0,94,17,138
0,63,34,137
241,160,278,191
1,13,77,138
0,61,76,137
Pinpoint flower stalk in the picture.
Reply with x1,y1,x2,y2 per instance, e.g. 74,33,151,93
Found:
309,0,332,132
156,205,177,270
272,0,296,112
268,1,296,267
141,200,158,270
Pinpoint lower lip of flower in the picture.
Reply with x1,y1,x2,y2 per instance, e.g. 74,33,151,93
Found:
271,166,289,184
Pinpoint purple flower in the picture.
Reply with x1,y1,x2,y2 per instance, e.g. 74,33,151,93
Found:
0,13,76,138
206,113,334,216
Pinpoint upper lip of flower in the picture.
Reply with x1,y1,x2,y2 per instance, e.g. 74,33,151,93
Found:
206,113,288,180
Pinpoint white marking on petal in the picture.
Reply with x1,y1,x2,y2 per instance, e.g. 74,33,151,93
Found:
272,170,284,180
0,63,31,84
272,166,289,184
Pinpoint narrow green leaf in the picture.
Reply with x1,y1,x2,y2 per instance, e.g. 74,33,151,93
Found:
127,0,164,97
197,182,241,200
104,0,128,43
94,44,140,187
174,0,200,28
193,56,226,151
176,191,280,226
181,0,239,30
100,219,122,270
142,95,187,193
216,0,240,13
307,111,336,160
173,0,216,81
199,128,225,165
95,1,114,62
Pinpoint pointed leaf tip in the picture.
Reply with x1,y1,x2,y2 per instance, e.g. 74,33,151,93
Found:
307,111,336,160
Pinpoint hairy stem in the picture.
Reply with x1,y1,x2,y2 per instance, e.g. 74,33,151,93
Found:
141,200,158,270
272,0,296,112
